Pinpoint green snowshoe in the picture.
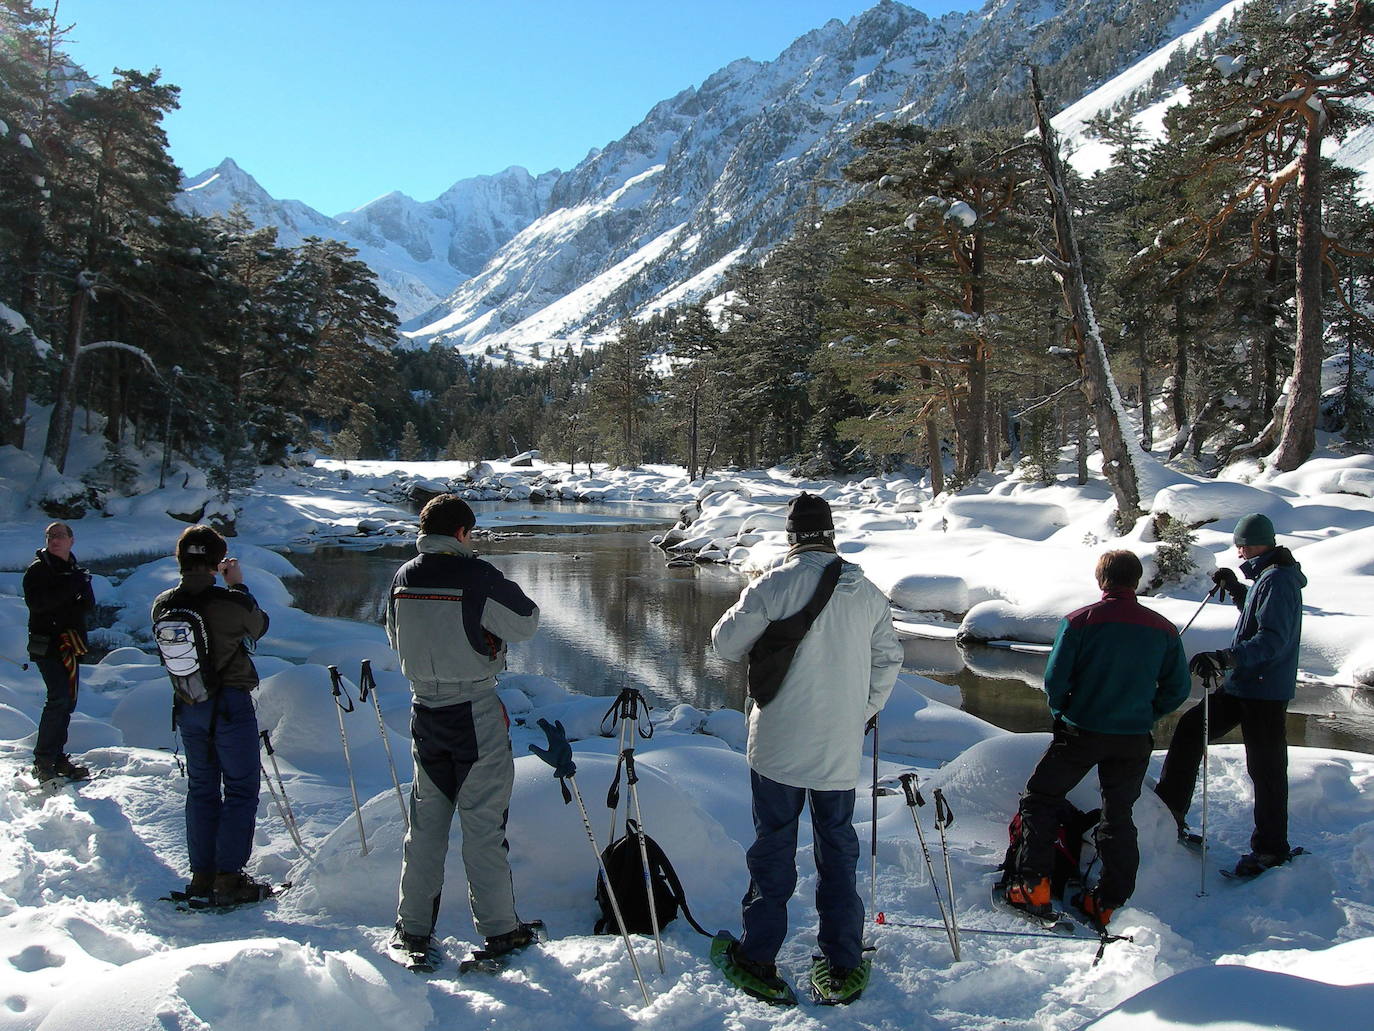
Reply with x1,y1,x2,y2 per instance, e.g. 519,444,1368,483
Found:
808,955,871,1005
709,932,797,1007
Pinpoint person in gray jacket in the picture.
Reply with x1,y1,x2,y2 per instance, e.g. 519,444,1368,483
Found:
711,493,902,1004
386,494,541,964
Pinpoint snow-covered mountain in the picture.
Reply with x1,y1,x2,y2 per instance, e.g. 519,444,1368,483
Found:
178,0,1248,355
176,159,558,321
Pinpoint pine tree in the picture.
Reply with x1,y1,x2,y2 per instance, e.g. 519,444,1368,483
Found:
398,420,423,461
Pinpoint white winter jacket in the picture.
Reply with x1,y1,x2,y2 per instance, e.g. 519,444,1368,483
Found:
711,549,903,791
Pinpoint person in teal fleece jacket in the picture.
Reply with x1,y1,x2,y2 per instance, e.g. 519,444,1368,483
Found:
1155,512,1307,879
1004,550,1189,927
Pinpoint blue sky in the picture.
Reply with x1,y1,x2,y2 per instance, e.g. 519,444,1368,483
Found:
56,0,976,215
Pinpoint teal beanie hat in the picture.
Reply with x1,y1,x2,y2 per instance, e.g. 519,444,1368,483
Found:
1233,513,1276,547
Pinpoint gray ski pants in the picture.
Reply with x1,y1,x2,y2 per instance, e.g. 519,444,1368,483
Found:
396,692,519,938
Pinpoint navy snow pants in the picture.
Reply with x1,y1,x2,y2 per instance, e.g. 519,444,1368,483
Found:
178,688,260,874
738,770,864,971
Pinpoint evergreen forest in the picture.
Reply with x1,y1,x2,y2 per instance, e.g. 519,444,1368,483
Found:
2,0,1372,508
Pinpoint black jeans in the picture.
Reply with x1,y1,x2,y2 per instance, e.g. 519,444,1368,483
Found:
1156,689,1289,857
33,656,77,763
1018,722,1152,907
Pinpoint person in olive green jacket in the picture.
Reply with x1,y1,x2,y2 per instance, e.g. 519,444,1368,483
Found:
1004,550,1189,928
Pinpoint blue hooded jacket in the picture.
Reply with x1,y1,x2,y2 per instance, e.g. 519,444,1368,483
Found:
1225,546,1306,701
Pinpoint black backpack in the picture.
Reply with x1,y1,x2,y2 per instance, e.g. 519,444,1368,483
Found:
996,800,1102,899
594,820,711,938
152,589,218,704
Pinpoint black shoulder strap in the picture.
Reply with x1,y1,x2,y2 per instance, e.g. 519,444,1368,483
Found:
800,557,843,625
634,822,713,938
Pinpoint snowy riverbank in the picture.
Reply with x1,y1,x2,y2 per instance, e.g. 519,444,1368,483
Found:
3,425,1374,1030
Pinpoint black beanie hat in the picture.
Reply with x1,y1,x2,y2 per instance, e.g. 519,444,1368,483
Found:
786,492,835,545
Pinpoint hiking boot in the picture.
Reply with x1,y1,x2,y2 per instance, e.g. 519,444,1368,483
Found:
211,871,274,905
187,871,216,898
1004,875,1054,919
53,755,90,781
390,922,435,956
1072,889,1115,929
1232,851,1289,879
482,921,540,958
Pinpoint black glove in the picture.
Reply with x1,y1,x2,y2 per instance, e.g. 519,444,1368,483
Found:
529,718,577,778
1211,567,1246,606
1188,650,1232,679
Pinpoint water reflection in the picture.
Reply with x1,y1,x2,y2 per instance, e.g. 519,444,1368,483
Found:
288,531,750,711
285,517,1374,755
904,636,1374,755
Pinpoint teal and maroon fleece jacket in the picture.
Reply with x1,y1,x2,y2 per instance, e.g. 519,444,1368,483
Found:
1042,589,1191,735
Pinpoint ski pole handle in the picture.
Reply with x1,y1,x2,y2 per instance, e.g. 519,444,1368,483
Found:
260,729,276,756
358,659,373,702
328,665,355,712
899,772,925,808
934,789,954,829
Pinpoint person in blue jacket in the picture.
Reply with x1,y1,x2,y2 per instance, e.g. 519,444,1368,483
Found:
1155,512,1306,878
1004,550,1190,928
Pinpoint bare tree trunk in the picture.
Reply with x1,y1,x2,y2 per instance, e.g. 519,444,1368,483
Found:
1030,67,1142,525
42,282,90,474
920,365,944,495
1272,119,1325,471
1137,330,1152,449
1171,295,1188,431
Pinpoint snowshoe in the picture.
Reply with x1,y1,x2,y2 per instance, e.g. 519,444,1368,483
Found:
389,924,443,974
1221,847,1307,881
160,881,288,913
458,920,546,974
808,955,870,1005
1177,829,1204,854
709,932,797,1007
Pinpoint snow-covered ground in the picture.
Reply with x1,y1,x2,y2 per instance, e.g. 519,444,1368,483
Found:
3,411,1374,1030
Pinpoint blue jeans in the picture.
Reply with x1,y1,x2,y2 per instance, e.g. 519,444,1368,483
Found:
178,689,260,874
34,656,78,763
739,770,864,970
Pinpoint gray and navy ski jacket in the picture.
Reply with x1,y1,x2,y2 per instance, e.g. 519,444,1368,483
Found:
386,533,540,707
1224,546,1306,702
1042,589,1190,735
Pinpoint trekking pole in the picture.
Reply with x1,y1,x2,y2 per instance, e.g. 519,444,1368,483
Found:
259,729,313,862
359,660,408,828
876,915,1105,943
328,665,369,856
932,789,961,960
602,685,653,841
1198,671,1213,898
868,714,880,926
0,651,30,671
898,772,957,960
1179,582,1220,637
530,718,652,1006
623,748,666,974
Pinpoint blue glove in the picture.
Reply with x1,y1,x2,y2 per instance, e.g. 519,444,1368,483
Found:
529,718,576,778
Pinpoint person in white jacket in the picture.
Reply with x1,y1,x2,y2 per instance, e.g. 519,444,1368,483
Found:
711,493,902,1003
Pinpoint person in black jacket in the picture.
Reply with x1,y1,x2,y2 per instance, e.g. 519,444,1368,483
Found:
152,525,271,904
23,522,95,782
